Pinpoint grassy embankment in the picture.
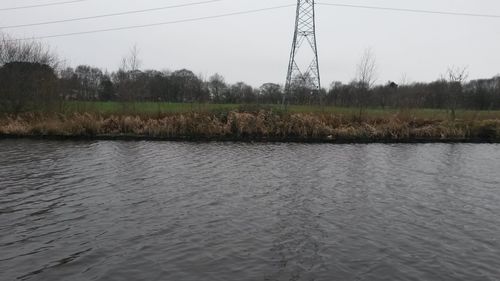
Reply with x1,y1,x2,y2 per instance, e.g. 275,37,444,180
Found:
1,102,500,142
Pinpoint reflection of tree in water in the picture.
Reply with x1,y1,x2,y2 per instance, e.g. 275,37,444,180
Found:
265,179,327,281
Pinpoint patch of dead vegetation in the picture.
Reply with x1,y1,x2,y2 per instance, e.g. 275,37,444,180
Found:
0,111,498,142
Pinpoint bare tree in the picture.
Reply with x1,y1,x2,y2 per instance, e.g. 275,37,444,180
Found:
447,66,469,84
120,44,141,72
353,48,378,117
115,44,144,108
355,48,378,89
446,65,469,119
0,32,59,69
399,73,411,86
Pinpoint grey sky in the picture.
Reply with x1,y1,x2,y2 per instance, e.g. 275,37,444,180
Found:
1,0,499,87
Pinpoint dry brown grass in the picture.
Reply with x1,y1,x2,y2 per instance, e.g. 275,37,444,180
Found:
0,111,499,142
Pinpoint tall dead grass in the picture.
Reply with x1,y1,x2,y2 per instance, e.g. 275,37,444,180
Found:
0,111,498,141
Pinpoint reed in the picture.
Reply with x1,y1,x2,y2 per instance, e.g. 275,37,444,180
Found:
0,111,498,142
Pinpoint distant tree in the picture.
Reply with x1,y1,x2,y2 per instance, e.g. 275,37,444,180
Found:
208,73,227,103
399,73,411,86
170,69,204,103
99,75,115,101
121,44,141,73
139,70,168,101
227,82,254,104
327,81,353,106
7,31,500,111
354,48,378,115
259,83,282,104
465,77,500,110
196,74,211,103
74,65,103,100
425,80,449,109
59,67,79,100
0,33,60,112
0,32,59,69
289,73,319,105
446,66,468,119
115,45,143,103
355,48,378,90
0,62,58,112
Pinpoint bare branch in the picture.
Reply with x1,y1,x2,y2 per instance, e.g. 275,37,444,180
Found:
447,65,469,84
355,48,378,89
120,44,142,72
0,32,59,69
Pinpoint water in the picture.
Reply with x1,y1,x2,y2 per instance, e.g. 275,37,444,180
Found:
1,140,500,281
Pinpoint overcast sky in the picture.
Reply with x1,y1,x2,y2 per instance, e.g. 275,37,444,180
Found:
1,0,500,87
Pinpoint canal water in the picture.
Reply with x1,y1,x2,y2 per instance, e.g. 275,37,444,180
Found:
1,140,499,281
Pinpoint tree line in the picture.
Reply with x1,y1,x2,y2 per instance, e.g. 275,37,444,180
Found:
58,66,283,105
326,76,500,111
1,33,500,113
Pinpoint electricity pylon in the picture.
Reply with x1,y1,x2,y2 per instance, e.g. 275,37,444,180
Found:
283,0,321,105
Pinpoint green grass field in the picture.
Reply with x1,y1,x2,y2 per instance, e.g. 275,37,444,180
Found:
61,101,500,120
63,101,236,114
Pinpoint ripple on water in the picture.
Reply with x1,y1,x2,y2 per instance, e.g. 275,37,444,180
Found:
1,140,500,281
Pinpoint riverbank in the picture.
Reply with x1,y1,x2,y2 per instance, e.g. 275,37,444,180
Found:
1,111,499,143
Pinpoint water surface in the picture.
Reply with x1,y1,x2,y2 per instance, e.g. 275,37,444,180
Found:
1,140,499,280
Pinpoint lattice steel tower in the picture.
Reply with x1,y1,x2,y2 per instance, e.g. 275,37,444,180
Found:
283,0,321,105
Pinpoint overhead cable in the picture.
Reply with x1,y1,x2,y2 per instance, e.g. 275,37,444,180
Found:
316,2,500,19
1,0,224,29
0,0,90,11
8,4,295,41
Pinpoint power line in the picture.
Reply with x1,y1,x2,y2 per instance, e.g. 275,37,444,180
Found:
0,0,91,12
4,1,497,30
0,0,224,29
316,2,500,19
8,4,295,41
8,2,496,42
